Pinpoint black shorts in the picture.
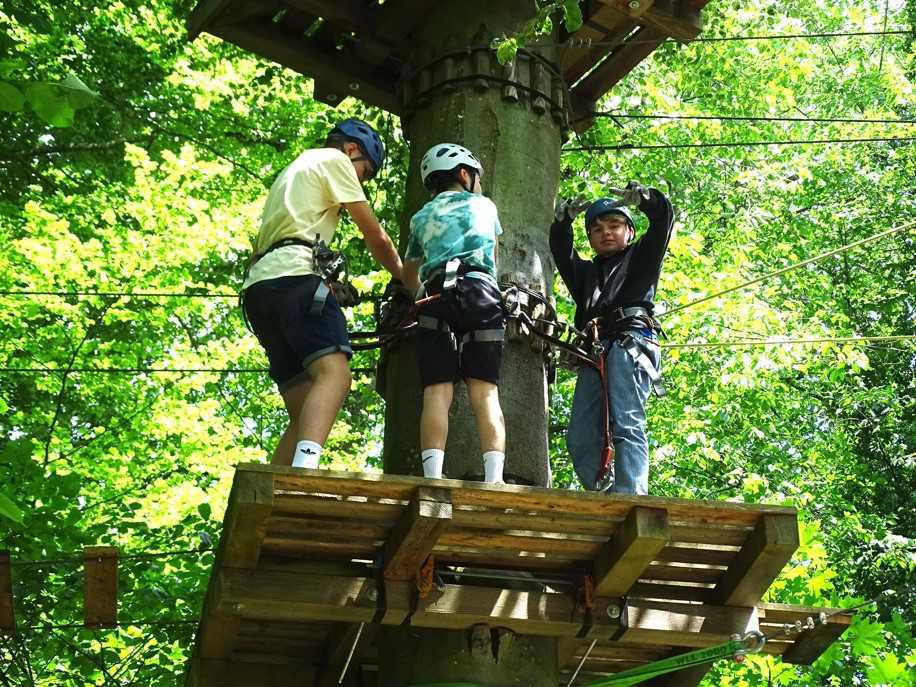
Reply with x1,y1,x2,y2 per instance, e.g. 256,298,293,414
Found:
243,275,352,392
415,275,505,387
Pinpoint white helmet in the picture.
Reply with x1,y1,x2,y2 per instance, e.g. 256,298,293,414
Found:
420,143,483,186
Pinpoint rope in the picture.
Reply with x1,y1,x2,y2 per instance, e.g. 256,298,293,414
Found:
563,135,916,152
581,112,916,125
0,290,236,298
534,28,914,49
9,547,216,568
662,335,916,349
663,219,916,317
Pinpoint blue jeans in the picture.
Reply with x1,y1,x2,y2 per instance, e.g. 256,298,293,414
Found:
567,331,660,495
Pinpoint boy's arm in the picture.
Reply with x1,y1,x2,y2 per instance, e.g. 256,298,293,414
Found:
401,260,422,293
343,200,403,281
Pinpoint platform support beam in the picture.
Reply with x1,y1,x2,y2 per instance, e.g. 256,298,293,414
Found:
713,514,799,606
383,487,452,581
594,506,669,598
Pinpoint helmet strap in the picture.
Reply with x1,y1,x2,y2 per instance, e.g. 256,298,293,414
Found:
459,169,477,193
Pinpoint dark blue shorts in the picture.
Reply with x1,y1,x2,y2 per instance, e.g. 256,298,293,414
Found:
415,275,505,387
243,275,352,392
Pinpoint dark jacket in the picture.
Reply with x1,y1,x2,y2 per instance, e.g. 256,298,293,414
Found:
549,188,674,330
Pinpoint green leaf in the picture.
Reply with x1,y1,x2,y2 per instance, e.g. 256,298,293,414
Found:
563,0,584,32
866,652,905,685
197,502,212,520
851,619,886,656
495,38,519,65
0,491,24,524
0,81,25,112
25,83,75,127
59,72,99,109
0,59,25,79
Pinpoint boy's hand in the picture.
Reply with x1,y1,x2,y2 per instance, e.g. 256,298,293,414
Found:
607,182,649,207
554,196,589,222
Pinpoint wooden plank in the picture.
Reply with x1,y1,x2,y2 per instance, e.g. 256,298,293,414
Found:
265,515,390,541
374,0,435,44
573,25,668,103
668,524,751,547
619,600,758,648
83,546,117,628
781,621,851,665
221,469,275,569
253,464,796,528
187,0,235,39
640,563,724,584
261,538,379,558
454,505,619,536
598,0,703,42
273,494,403,523
0,551,14,633
562,12,637,84
655,545,737,566
383,487,452,581
213,24,400,114
629,581,714,603
713,514,799,607
283,0,371,35
594,507,669,597
439,527,604,556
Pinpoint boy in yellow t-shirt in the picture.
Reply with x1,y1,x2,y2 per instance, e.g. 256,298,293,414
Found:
242,119,410,469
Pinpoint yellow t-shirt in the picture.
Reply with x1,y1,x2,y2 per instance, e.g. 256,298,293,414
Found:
242,148,366,289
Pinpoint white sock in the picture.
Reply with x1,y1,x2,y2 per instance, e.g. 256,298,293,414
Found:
483,451,505,484
292,440,322,468
421,449,444,479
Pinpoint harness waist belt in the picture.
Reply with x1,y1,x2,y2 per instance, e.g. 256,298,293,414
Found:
250,237,316,266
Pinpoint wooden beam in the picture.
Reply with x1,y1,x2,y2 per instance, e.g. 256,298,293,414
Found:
573,25,668,103
187,0,235,40
593,506,669,598
384,487,452,581
283,0,371,35
83,546,118,628
214,24,400,114
713,514,799,607
781,621,850,665
619,599,758,648
598,0,702,42
251,464,797,529
374,0,436,44
220,469,275,569
0,552,14,633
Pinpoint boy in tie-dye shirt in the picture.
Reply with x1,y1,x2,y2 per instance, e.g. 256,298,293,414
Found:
402,143,506,484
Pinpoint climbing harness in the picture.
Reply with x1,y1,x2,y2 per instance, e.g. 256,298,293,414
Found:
240,237,359,332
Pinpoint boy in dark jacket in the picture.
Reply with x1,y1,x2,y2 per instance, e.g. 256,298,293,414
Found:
550,183,673,494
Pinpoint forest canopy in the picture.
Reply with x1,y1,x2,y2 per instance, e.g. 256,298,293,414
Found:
0,0,914,684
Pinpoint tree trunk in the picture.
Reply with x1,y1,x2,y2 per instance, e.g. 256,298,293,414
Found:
378,1,564,684
381,0,563,487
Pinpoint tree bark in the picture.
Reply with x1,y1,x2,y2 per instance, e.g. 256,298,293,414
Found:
381,0,562,488
378,1,563,684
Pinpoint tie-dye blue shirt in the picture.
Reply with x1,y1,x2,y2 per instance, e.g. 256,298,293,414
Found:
406,191,503,282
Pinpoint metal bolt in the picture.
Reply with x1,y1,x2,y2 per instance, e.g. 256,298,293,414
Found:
327,94,338,102
234,603,244,613
366,588,378,602
628,0,640,8
606,604,621,619
349,82,360,91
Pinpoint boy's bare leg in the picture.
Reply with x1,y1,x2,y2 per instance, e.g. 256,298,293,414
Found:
420,382,454,449
466,378,505,452
275,352,351,466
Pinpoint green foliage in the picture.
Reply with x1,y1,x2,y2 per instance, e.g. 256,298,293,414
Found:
0,0,913,685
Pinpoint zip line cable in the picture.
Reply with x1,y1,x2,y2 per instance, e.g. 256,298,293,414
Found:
0,290,237,299
9,547,216,568
662,219,916,317
564,134,916,152
582,112,916,125
533,28,914,49
1,335,912,376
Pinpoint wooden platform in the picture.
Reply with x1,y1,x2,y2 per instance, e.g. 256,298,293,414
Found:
186,465,852,686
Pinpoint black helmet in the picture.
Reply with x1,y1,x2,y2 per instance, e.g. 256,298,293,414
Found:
585,198,635,230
